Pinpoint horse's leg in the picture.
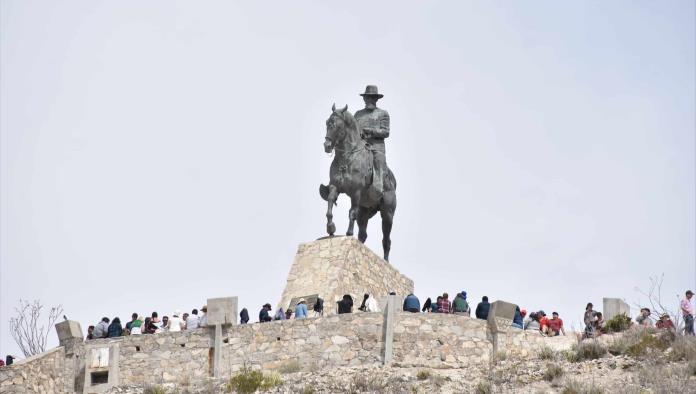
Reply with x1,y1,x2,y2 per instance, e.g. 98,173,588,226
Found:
346,191,360,236
357,206,370,243
380,191,396,261
326,185,338,236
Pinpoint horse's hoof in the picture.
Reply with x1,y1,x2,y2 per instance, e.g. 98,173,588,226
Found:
346,231,353,236
327,223,336,235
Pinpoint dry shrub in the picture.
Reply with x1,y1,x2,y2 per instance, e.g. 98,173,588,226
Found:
538,346,556,360
277,360,302,374
561,379,604,394
669,335,696,361
348,372,387,393
416,370,431,380
575,340,607,361
633,362,692,393
474,380,492,394
608,329,668,358
603,313,632,333
543,363,564,382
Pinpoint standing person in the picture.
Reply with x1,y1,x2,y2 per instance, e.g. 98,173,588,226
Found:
240,308,250,324
681,290,694,335
125,313,138,334
107,317,123,338
403,293,421,313
295,299,308,320
93,317,110,339
475,296,490,320
354,85,390,196
186,309,200,329
168,311,182,332
259,304,273,322
583,303,595,337
547,312,565,336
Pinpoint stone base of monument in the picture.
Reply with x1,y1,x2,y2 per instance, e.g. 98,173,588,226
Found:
278,236,414,314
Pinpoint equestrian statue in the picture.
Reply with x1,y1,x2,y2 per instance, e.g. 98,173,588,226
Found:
319,85,397,261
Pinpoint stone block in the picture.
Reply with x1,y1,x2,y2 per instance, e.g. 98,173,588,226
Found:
487,300,517,334
207,296,238,326
278,237,413,315
55,320,83,342
603,297,630,321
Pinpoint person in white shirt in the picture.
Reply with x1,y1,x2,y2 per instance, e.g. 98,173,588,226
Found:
365,294,380,312
186,309,200,329
199,306,208,327
167,311,183,332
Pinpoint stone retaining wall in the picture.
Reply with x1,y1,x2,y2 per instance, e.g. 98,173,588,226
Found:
0,347,66,393
392,313,491,368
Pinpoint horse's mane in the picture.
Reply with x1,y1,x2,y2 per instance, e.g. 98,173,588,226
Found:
339,110,362,137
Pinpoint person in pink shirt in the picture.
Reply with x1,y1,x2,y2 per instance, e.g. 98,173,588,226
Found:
681,290,694,335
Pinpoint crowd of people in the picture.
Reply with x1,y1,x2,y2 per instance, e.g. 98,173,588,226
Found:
78,289,696,342
86,306,209,339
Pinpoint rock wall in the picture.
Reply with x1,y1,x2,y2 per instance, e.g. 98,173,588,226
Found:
392,313,491,368
220,312,385,374
278,237,414,313
0,347,66,393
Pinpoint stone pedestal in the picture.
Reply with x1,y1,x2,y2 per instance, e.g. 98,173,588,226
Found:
278,236,413,314
603,298,631,321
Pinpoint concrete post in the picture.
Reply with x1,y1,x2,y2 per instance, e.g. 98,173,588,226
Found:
382,294,396,365
207,297,237,378
55,320,84,393
213,324,222,378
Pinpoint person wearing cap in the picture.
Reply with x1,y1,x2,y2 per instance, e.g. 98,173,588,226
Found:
636,308,653,327
259,303,273,322
452,291,470,316
656,313,675,330
354,85,390,195
681,290,694,335
295,298,308,320
199,306,208,327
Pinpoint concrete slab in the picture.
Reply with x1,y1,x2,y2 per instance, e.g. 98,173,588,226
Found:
207,297,238,326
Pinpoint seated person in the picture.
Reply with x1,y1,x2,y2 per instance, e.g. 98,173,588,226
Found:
656,313,675,330
337,295,353,314
403,293,420,313
524,312,541,331
546,312,565,336
452,292,470,315
636,308,653,327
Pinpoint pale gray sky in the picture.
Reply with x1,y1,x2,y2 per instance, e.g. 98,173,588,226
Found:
1,1,694,358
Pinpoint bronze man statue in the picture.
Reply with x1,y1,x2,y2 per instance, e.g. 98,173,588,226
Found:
320,86,397,260
354,85,390,196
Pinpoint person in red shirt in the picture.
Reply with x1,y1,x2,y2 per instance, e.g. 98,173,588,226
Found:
546,312,565,336
538,311,550,334
656,313,675,330
437,293,452,314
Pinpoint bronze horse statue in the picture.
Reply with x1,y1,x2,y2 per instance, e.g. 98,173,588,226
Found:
320,104,397,261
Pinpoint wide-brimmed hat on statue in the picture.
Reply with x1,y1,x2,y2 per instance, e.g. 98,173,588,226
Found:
360,85,384,98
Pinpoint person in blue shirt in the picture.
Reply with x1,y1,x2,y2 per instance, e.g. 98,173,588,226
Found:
403,293,421,313
295,298,309,319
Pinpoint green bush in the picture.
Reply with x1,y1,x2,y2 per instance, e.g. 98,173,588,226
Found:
226,368,283,394
603,313,632,333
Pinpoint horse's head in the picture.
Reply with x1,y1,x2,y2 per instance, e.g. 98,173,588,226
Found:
325,103,350,153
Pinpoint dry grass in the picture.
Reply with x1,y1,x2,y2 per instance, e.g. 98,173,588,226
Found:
561,379,604,394
539,346,556,360
543,363,564,382
574,340,607,361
